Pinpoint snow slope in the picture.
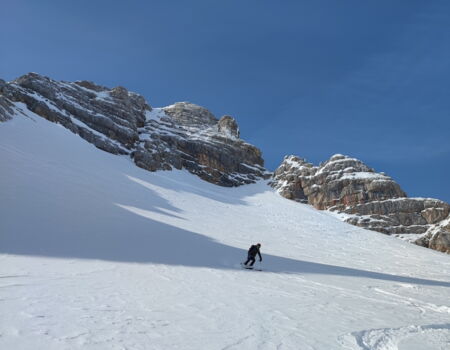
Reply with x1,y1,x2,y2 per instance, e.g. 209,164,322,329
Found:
1,111,450,349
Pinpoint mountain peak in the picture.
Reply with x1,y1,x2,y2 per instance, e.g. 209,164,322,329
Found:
0,73,268,187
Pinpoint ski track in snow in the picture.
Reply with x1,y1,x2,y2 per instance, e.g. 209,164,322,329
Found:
340,323,450,350
1,113,450,349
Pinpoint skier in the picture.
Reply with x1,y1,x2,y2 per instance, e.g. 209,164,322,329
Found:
243,243,262,267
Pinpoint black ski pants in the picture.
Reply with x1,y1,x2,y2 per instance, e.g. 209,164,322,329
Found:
244,254,256,266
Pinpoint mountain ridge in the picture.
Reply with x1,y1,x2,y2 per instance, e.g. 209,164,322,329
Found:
1,72,449,253
0,73,269,186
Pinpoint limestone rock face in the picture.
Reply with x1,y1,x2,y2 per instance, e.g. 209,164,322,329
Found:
271,154,406,209
415,214,450,253
163,102,216,127
429,231,450,253
218,115,240,138
1,73,269,186
134,106,268,186
0,80,15,122
271,154,450,253
1,72,149,154
343,199,450,235
0,96,14,122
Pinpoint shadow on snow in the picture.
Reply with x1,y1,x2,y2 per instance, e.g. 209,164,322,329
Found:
2,205,449,288
1,171,449,288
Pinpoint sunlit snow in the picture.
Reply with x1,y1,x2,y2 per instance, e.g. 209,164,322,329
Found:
1,113,449,350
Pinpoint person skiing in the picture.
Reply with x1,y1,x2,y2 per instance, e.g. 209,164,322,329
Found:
243,243,262,267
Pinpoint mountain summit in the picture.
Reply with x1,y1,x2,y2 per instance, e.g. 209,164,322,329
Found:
0,73,269,186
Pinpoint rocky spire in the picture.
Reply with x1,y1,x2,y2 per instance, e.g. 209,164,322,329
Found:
218,115,240,138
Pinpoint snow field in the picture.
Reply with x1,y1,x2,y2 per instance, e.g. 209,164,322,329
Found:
1,113,450,349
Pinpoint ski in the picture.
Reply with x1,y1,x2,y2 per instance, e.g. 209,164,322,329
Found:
240,263,262,271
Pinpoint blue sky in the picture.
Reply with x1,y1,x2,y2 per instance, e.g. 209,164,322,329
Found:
2,1,449,202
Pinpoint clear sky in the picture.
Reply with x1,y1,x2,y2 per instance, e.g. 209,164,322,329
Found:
2,0,449,202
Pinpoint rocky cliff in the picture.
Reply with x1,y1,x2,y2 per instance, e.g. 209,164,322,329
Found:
270,154,450,253
0,73,269,186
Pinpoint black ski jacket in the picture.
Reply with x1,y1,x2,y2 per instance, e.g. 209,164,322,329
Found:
248,245,262,260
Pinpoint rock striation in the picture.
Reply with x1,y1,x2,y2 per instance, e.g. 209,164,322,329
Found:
0,73,269,186
270,154,450,253
1,73,147,154
415,214,450,254
133,103,268,186
0,80,15,122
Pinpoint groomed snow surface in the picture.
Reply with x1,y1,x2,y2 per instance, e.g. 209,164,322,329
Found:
1,113,450,350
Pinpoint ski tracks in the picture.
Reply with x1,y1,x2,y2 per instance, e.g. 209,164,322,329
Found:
371,286,450,316
337,282,450,350
339,323,450,350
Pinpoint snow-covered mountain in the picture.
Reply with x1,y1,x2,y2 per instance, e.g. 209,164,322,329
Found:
1,86,450,349
0,73,268,186
2,73,449,254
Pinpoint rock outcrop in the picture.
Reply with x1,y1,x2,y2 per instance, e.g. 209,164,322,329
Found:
415,214,450,254
1,73,147,154
271,154,407,208
0,80,16,122
133,103,268,186
270,154,450,253
218,115,240,138
0,73,269,186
